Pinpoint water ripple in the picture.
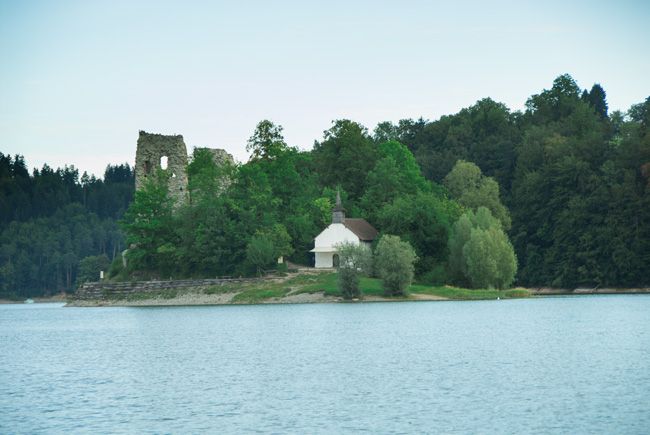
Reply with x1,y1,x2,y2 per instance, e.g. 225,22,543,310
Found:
1,297,649,433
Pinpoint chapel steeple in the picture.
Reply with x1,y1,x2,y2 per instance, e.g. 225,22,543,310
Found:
332,190,346,224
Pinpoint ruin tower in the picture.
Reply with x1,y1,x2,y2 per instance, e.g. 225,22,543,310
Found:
196,147,235,167
134,131,189,207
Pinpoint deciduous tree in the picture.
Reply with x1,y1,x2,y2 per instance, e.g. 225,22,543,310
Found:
449,207,517,289
374,235,418,296
335,241,372,299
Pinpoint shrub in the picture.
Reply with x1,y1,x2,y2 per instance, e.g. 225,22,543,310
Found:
76,254,111,287
246,234,276,275
335,241,372,299
107,256,126,280
374,235,418,296
418,264,448,286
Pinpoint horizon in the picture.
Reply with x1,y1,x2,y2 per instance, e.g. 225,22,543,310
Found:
1,0,649,177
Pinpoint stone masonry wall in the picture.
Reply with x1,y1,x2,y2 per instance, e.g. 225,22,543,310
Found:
75,277,260,300
197,147,234,166
135,131,189,208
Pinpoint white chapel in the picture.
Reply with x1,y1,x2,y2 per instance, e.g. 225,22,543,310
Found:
310,191,378,268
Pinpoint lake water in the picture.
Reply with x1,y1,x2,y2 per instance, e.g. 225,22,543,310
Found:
1,296,649,434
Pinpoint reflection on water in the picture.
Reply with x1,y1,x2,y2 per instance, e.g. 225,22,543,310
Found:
1,296,649,433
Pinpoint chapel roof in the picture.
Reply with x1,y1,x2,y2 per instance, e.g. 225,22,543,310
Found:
343,218,378,242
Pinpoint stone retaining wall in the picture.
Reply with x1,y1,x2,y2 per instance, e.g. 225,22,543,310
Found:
75,277,259,300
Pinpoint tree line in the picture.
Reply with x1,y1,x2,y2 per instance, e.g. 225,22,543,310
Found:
1,74,648,297
0,160,133,297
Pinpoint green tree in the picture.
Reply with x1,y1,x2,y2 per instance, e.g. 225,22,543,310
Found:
187,147,234,202
525,74,582,124
374,235,418,296
373,121,400,144
628,97,650,127
120,171,176,273
360,140,429,221
376,189,462,275
312,119,378,200
335,241,372,299
449,207,517,289
397,99,520,192
463,226,517,289
443,160,511,229
447,212,473,284
175,196,247,277
586,84,608,119
241,127,323,264
255,224,293,261
76,254,110,286
246,233,276,275
246,120,288,160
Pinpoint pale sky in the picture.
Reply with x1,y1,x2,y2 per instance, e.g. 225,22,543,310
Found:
1,0,649,177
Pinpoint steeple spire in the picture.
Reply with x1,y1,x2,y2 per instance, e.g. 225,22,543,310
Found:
332,189,346,223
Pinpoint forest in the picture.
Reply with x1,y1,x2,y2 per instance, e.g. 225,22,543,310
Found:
1,74,648,298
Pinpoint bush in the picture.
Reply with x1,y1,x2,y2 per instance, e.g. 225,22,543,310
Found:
76,254,111,287
374,235,418,296
335,241,372,299
418,264,448,286
246,234,276,275
107,256,125,280
338,267,360,299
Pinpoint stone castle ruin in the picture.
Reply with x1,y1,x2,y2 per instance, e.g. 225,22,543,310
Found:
198,147,234,167
134,131,234,207
135,131,190,207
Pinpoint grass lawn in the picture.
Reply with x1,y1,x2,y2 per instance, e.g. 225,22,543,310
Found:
410,284,529,300
284,272,530,300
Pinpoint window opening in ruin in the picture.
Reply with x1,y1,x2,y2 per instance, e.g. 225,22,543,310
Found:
160,156,168,170
144,160,151,174
171,172,177,178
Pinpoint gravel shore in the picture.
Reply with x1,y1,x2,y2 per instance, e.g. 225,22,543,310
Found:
65,289,447,307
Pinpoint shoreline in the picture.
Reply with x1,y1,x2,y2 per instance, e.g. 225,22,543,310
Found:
5,281,649,307
2,292,649,307
0,294,68,305
530,287,650,295
64,290,650,307
64,290,448,307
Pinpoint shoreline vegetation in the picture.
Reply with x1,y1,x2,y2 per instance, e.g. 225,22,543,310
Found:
3,272,647,307
66,271,517,306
